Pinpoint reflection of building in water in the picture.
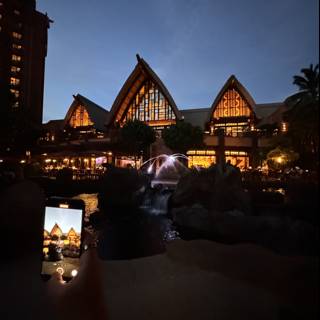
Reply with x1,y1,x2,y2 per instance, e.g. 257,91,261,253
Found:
38,55,289,173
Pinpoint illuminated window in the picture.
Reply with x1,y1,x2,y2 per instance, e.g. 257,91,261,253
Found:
213,122,250,137
11,66,21,73
12,32,22,39
69,105,94,128
225,150,249,170
10,77,20,85
281,122,288,132
12,54,21,61
13,101,19,108
187,150,216,168
123,80,176,124
210,88,253,137
14,9,20,15
12,43,22,50
10,89,19,98
213,89,251,118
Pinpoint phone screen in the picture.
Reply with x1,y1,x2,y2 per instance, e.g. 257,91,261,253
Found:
41,204,83,279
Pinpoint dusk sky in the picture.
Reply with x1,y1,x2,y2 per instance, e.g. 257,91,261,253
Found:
37,0,319,123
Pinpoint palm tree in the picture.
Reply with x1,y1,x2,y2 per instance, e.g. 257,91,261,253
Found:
292,64,319,100
284,64,319,169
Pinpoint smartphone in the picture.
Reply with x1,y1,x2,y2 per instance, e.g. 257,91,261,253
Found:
41,197,85,281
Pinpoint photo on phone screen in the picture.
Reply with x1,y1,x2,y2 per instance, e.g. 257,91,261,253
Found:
41,200,84,279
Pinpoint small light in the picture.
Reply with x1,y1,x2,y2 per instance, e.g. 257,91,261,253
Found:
0,159,3,163
71,269,78,277
20,160,26,163
59,203,69,208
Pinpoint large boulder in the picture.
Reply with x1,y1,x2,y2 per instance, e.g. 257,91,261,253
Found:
174,206,318,256
98,166,148,216
172,164,251,214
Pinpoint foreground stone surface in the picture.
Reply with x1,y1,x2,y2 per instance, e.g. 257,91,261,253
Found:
102,240,318,320
3,239,317,320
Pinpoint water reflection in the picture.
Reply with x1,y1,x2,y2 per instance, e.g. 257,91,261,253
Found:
72,193,98,222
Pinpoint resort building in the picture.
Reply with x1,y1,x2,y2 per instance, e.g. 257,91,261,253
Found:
0,0,51,124
39,55,288,174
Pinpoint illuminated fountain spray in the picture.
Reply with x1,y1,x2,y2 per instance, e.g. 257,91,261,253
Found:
141,154,189,179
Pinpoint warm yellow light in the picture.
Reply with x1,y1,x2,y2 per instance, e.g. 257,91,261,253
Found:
276,157,283,163
281,122,288,132
108,152,113,156
52,159,57,163
45,159,51,163
71,269,78,277
20,160,26,163
63,158,69,162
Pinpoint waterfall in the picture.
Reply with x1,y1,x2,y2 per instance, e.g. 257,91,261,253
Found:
140,188,172,215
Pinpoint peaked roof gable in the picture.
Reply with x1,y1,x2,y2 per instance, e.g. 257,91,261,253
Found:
50,223,63,236
208,75,256,122
64,94,109,131
106,55,182,126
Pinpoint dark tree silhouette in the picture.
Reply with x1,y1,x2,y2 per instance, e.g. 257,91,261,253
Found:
118,120,156,167
162,120,203,154
284,64,319,168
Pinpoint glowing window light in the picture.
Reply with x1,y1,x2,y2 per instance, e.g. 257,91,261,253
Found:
281,122,288,132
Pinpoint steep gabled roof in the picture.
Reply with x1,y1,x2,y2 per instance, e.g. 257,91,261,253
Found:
180,108,211,129
43,119,64,131
106,55,182,126
207,75,256,122
64,94,109,131
254,102,284,119
256,102,289,127
50,223,63,236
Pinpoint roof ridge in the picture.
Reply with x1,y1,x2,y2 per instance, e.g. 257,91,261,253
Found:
76,93,109,112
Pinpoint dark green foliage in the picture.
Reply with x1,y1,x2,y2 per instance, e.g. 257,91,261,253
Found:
162,121,204,154
284,64,319,168
118,120,156,157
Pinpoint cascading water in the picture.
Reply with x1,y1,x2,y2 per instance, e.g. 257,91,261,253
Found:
140,188,172,215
